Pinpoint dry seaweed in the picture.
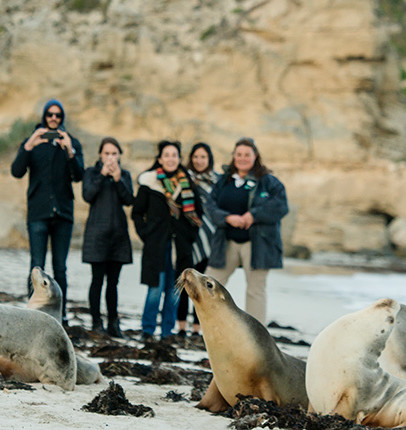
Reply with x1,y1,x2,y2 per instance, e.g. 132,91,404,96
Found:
226,395,390,430
82,381,154,417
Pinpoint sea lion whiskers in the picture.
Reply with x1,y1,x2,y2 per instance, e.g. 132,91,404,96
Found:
175,275,184,294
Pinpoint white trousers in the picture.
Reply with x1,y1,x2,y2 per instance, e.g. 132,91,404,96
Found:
206,241,269,325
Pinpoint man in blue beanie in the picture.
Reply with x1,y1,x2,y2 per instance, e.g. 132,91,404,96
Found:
11,99,84,326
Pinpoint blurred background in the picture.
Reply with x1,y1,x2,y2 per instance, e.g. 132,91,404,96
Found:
1,0,406,263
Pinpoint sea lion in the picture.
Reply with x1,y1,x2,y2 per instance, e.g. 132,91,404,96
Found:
379,304,406,380
27,266,103,385
27,266,62,321
178,268,308,412
306,298,406,428
0,304,76,390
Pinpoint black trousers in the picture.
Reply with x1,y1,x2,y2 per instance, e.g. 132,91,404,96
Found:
88,261,123,321
177,258,208,324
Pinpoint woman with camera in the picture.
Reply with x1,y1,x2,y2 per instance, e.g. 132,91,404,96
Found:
82,137,134,338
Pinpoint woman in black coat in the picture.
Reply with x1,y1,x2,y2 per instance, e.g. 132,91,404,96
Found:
132,140,202,342
82,137,134,337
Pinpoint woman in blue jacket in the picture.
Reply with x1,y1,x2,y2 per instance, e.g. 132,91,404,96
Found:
206,137,289,325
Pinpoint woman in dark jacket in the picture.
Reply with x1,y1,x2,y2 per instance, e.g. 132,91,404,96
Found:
82,137,134,338
132,140,202,342
206,137,289,325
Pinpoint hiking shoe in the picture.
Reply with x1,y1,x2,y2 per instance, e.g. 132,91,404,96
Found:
177,329,187,338
160,335,176,345
141,332,154,343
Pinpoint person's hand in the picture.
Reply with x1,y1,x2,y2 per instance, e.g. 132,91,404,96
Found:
241,212,254,230
110,160,121,182
55,130,75,158
24,128,48,151
226,214,245,229
100,161,111,176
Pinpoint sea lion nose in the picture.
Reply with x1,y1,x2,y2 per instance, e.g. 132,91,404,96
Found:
182,268,191,281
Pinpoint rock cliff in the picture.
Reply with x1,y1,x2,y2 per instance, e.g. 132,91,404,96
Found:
1,0,406,256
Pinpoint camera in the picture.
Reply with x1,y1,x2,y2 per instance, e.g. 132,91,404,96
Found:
42,130,63,140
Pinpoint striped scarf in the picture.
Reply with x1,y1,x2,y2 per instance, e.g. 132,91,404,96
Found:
157,167,202,227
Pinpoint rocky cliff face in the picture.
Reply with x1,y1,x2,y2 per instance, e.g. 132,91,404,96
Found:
1,0,406,256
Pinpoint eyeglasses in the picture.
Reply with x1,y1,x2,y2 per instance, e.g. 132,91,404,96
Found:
45,112,63,119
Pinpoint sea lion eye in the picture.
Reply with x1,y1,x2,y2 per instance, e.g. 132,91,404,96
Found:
43,280,48,286
206,280,214,289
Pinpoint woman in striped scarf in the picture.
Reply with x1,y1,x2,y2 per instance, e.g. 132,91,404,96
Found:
132,140,203,343
177,142,220,339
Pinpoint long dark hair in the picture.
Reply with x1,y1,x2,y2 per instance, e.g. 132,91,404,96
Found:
227,137,269,179
147,140,188,175
186,142,214,173
98,136,123,154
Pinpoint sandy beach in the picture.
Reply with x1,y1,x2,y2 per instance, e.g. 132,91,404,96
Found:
1,248,406,429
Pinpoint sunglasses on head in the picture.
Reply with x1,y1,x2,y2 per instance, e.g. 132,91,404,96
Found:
45,111,63,119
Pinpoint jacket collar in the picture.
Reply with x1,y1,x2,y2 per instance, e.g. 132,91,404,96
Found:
138,170,166,194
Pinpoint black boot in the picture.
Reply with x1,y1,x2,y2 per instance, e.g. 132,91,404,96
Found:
107,318,123,338
92,316,105,333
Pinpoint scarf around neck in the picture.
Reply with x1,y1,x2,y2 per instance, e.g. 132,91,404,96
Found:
157,167,202,227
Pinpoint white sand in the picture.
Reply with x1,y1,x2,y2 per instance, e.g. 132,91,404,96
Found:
1,249,406,429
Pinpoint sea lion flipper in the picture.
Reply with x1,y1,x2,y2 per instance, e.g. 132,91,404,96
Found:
196,378,230,412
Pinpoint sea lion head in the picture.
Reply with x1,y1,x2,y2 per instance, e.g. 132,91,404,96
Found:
177,268,231,309
29,267,62,311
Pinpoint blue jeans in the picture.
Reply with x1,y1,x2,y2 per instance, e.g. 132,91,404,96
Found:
142,240,179,338
27,217,73,318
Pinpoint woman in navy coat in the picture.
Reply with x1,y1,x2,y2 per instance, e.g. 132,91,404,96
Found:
206,137,289,325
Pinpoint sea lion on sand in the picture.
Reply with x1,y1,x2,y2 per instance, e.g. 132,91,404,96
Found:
0,304,76,390
27,267,103,385
306,298,406,428
178,268,308,412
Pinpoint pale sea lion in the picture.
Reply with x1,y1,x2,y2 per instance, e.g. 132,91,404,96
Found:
0,304,76,390
306,298,406,428
178,268,308,412
379,304,406,380
27,266,103,385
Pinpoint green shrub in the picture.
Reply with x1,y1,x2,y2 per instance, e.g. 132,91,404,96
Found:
200,25,217,41
66,0,110,13
378,0,406,56
0,118,36,153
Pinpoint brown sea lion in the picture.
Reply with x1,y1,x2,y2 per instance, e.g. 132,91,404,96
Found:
178,268,308,412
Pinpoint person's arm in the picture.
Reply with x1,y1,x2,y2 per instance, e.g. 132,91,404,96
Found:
65,136,84,182
131,185,149,241
11,128,48,178
249,175,289,224
114,170,135,206
205,178,231,228
11,142,31,178
82,168,105,204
